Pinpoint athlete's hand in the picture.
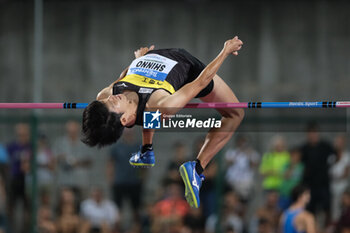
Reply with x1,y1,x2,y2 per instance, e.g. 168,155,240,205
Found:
223,36,243,56
134,45,155,58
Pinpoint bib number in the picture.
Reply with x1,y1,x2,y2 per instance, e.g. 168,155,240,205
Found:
127,54,178,81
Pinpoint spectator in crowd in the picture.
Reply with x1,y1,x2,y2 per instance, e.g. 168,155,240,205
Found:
37,205,56,233
257,218,273,233
279,148,304,210
37,185,56,233
151,182,190,233
7,123,31,233
183,207,205,233
225,135,260,203
260,135,290,192
251,190,281,233
335,189,350,233
166,141,188,184
80,187,120,233
0,143,8,233
54,120,93,199
279,185,316,233
300,123,335,226
0,174,6,233
56,187,82,233
224,226,237,233
330,134,350,221
0,143,8,179
151,217,183,233
108,128,144,226
206,191,243,233
37,134,56,205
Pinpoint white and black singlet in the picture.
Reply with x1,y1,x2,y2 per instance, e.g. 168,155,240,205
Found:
113,48,214,126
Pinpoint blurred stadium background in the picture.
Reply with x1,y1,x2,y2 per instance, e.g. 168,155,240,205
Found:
0,0,350,233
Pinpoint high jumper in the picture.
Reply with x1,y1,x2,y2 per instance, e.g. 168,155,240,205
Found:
81,36,244,208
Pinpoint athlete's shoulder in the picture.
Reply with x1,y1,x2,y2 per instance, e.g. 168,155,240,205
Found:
297,210,314,222
298,210,316,233
301,210,313,218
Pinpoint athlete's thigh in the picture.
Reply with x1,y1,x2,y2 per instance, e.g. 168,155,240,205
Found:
200,74,241,116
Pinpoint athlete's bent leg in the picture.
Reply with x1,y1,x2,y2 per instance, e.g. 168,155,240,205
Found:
197,74,244,168
179,74,244,208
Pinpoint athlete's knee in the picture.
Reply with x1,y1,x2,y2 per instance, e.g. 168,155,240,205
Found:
224,108,245,123
236,108,245,122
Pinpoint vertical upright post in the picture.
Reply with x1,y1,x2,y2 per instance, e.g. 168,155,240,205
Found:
33,0,43,105
32,0,43,232
30,115,38,233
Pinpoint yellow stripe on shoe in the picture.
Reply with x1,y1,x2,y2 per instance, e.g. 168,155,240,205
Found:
129,162,155,167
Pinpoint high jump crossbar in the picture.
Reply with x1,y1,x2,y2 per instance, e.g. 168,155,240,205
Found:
0,101,350,109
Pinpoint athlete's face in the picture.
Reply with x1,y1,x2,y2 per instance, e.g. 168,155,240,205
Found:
102,94,128,114
301,190,311,204
100,94,136,126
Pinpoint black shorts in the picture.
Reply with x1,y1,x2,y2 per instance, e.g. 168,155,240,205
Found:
146,48,214,98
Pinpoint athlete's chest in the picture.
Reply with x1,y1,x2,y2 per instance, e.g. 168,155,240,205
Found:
144,89,171,111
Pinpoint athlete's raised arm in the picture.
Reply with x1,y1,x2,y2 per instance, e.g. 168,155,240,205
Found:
151,36,243,115
134,45,155,58
96,67,129,100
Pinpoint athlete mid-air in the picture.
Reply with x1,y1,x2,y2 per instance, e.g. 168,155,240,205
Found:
82,36,244,208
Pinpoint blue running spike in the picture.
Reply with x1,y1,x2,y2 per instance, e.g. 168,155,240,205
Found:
129,149,155,168
179,161,205,208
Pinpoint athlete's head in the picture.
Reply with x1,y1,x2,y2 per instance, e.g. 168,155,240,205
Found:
306,121,320,145
81,100,124,147
82,94,138,147
291,185,310,204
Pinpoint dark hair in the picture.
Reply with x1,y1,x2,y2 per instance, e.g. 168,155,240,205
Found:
291,185,309,203
289,147,301,154
306,121,319,132
224,226,236,233
258,217,270,226
81,100,124,147
343,188,350,197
